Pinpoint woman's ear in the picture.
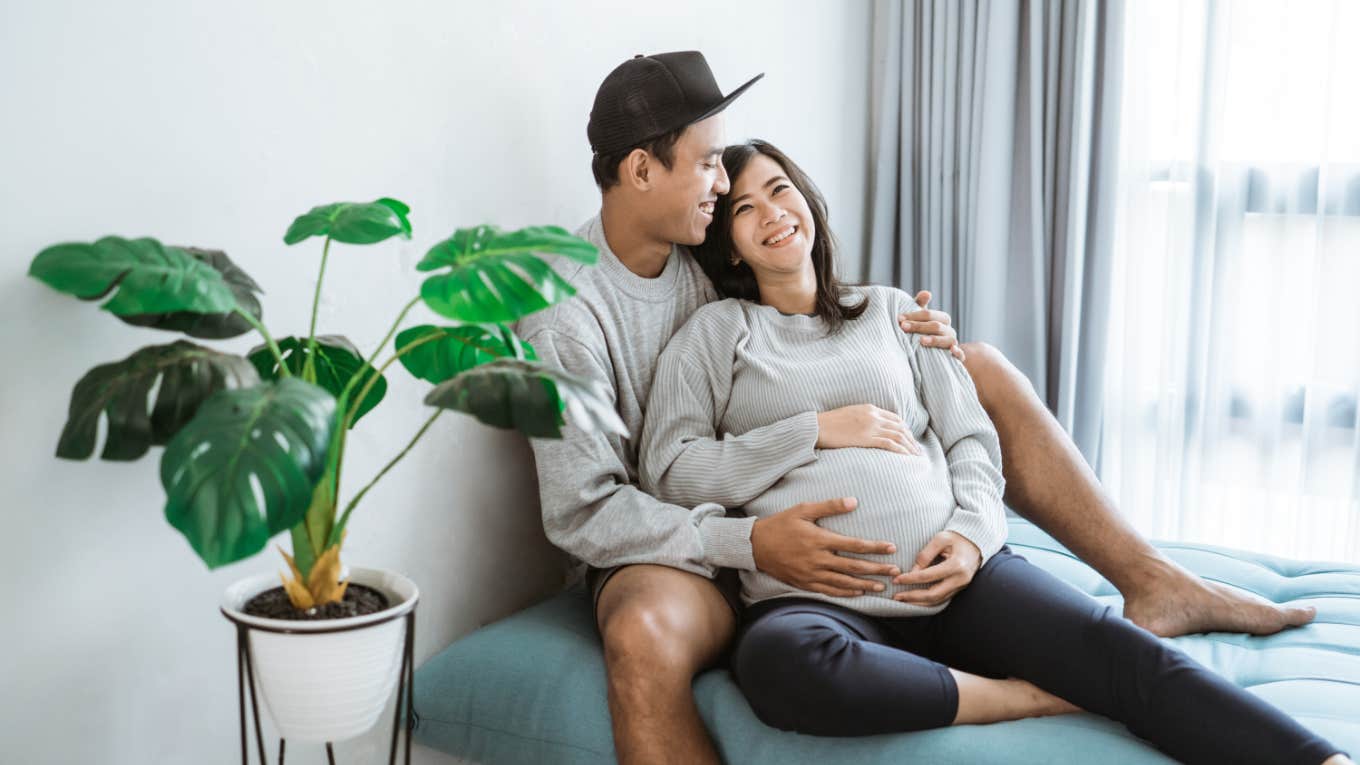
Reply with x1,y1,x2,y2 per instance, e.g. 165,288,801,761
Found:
623,148,651,191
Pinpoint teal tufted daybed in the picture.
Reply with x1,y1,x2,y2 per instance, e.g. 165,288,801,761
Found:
412,519,1360,764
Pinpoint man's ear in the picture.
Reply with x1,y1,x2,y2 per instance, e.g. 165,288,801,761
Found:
622,148,652,191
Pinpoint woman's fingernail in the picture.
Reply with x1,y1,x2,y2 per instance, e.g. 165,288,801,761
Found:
873,584,885,592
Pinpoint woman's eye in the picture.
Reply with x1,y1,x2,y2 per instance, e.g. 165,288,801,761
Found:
734,204,751,215
773,184,790,195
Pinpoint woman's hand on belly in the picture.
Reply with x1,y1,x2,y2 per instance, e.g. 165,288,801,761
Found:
816,404,921,456
890,530,983,606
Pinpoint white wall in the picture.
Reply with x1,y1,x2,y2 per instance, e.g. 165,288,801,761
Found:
0,1,871,762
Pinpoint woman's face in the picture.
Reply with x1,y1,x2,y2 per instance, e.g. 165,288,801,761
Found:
727,153,816,277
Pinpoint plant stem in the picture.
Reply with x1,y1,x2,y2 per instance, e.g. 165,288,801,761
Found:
329,328,504,535
339,296,422,405
343,331,447,427
235,308,290,377
302,236,333,381
330,409,444,546
329,294,420,535
327,426,347,552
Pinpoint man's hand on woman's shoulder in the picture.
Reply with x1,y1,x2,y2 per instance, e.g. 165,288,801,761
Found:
750,498,902,597
897,289,965,361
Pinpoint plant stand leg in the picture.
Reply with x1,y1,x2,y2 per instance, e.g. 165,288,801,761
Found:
326,742,336,764
237,626,248,764
405,609,415,765
388,610,416,765
238,625,270,765
278,739,286,764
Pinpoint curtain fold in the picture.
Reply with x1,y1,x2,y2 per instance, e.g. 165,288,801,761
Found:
864,0,1124,463
1100,0,1360,562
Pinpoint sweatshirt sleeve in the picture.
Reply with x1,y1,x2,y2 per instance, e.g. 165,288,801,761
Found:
900,300,1008,563
524,328,756,574
639,315,820,509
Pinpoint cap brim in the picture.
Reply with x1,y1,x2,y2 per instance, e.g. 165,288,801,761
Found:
691,72,764,125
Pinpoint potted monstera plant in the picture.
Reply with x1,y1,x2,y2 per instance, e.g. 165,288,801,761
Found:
27,198,622,749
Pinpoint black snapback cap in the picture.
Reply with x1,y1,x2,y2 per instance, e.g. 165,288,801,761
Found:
587,51,763,156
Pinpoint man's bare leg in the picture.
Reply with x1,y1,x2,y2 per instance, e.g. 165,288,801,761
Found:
961,342,1316,637
595,565,735,765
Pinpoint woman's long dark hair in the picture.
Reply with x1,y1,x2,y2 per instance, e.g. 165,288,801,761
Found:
693,139,867,332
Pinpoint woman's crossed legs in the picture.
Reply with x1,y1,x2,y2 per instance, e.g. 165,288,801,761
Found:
731,547,1340,765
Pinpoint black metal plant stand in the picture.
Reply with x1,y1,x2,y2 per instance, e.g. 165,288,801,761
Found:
223,606,416,765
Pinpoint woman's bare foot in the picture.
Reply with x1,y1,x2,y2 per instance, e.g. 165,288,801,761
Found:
1121,558,1316,638
950,671,1080,725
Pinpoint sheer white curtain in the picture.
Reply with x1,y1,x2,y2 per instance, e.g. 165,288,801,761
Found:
1101,0,1360,562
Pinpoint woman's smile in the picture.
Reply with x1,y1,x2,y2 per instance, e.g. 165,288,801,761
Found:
727,153,818,276
761,224,801,248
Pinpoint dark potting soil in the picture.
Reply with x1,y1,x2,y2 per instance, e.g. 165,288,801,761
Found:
243,583,390,621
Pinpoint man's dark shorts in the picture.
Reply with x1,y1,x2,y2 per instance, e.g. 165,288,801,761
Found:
587,565,745,621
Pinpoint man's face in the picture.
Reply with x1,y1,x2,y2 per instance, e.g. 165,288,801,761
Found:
649,114,729,246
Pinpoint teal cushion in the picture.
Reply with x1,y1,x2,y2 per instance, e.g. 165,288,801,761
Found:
413,519,1360,764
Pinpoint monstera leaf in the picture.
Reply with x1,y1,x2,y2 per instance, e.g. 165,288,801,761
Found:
119,247,264,338
28,236,237,316
161,377,336,569
416,225,597,323
247,335,386,426
284,198,412,245
424,357,623,439
57,341,260,461
395,324,536,384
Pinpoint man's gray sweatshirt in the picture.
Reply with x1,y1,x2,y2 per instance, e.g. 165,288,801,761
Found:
515,215,758,578
638,287,1008,616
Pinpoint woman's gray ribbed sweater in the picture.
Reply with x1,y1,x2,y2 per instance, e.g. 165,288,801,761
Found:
639,285,1008,616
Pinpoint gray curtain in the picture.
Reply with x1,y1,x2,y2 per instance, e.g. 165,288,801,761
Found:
863,0,1124,464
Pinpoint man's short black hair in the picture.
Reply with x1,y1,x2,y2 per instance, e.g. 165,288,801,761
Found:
591,125,686,191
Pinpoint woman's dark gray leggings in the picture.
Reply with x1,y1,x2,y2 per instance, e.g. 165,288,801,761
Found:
731,547,1340,765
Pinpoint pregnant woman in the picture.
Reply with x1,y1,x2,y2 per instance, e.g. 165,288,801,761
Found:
636,139,1347,765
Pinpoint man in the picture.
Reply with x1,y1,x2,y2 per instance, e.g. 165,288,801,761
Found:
518,51,1316,765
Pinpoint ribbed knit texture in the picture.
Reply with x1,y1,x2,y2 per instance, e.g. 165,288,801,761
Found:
639,285,1007,616
514,215,759,579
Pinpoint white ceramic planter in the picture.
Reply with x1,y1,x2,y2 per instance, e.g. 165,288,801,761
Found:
221,567,419,744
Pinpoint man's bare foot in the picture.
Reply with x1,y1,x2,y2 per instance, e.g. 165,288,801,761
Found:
1121,558,1316,638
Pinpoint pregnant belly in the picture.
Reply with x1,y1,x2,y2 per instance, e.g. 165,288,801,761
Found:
745,447,959,574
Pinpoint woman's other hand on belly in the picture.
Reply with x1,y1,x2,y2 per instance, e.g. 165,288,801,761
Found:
816,404,921,456
890,530,983,606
